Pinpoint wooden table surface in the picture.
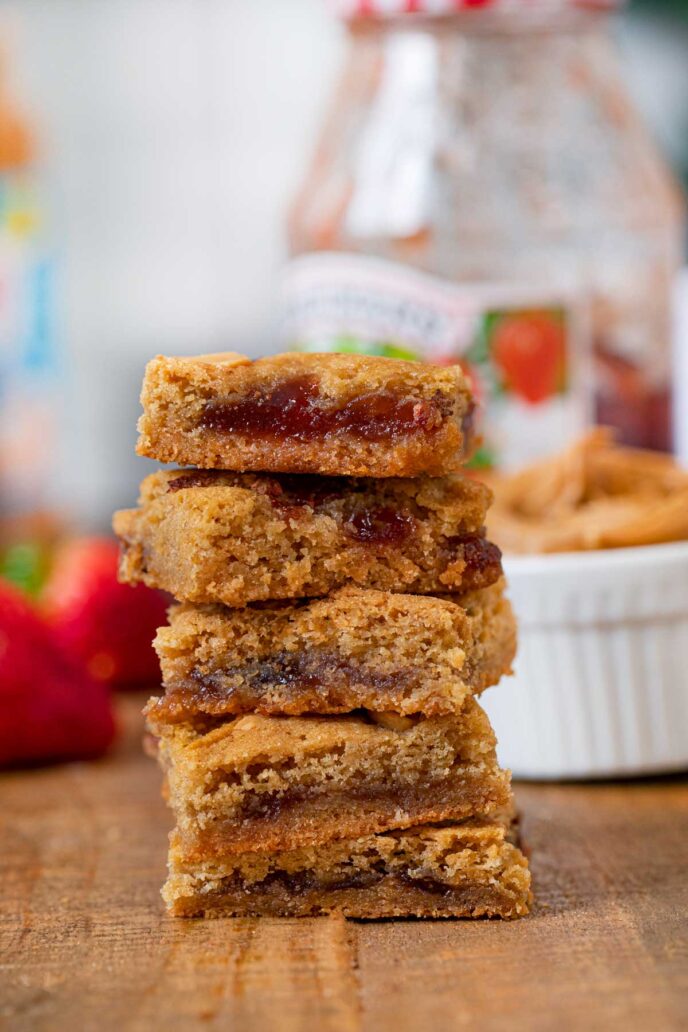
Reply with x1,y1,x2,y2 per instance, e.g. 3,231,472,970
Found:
1,695,687,1032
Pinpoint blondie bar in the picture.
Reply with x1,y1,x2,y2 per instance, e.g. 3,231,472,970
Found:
163,816,531,919
136,351,474,477
150,699,510,856
147,581,515,722
113,469,500,606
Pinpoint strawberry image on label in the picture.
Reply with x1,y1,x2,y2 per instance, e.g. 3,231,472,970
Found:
491,310,567,406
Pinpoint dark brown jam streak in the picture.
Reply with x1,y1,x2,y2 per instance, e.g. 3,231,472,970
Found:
259,475,419,544
162,652,417,716
345,507,417,545
447,534,503,587
238,868,386,896
264,482,417,545
200,375,449,442
397,872,457,897
166,469,348,508
208,770,472,823
166,469,417,543
231,869,457,898
167,470,226,492
256,475,345,514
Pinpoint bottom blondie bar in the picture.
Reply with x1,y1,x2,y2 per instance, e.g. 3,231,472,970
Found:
163,816,531,919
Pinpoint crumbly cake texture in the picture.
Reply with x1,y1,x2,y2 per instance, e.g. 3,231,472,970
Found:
149,698,511,856
163,817,532,919
147,581,516,722
136,351,475,478
113,469,500,606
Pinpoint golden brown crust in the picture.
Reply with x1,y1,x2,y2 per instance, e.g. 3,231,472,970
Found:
113,469,500,606
146,581,515,721
136,351,474,477
150,699,511,855
163,817,532,919
444,582,517,694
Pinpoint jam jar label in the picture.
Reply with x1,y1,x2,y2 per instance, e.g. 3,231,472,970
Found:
279,252,592,469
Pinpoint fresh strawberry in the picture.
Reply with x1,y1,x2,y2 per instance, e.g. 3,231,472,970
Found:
0,578,115,765
492,310,566,405
42,537,167,690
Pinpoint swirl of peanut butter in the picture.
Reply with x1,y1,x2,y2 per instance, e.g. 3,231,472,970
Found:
485,429,688,553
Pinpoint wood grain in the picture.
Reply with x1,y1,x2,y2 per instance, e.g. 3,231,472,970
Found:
1,695,686,1032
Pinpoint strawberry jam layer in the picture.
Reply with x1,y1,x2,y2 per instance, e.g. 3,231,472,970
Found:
167,470,226,492
156,651,416,719
257,475,345,513
447,535,503,589
345,507,416,545
259,479,417,547
188,870,476,908
230,869,462,897
237,869,385,894
261,477,418,545
167,472,419,544
198,774,471,831
200,376,449,442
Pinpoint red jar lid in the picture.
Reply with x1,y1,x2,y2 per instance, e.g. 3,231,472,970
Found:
333,0,623,17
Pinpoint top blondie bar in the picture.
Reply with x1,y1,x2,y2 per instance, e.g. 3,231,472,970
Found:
136,351,474,477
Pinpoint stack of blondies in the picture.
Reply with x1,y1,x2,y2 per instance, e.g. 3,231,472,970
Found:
114,351,531,919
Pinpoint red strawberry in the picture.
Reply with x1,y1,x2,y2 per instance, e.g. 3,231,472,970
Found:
0,578,115,766
492,311,567,405
42,537,167,690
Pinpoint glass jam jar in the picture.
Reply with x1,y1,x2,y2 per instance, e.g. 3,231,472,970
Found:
283,0,684,468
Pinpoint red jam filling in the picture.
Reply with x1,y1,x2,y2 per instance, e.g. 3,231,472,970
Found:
184,651,411,704
256,478,418,546
166,471,415,545
237,869,384,895
167,470,225,493
256,475,345,513
447,534,503,585
200,376,447,442
345,507,417,545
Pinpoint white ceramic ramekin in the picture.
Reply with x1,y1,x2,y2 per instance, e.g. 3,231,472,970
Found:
481,541,688,779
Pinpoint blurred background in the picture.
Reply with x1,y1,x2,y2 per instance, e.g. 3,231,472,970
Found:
0,0,687,536
0,0,340,533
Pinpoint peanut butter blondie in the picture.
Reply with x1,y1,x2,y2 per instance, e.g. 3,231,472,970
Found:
147,581,515,722
149,699,510,856
136,351,474,477
163,816,531,919
113,469,500,606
